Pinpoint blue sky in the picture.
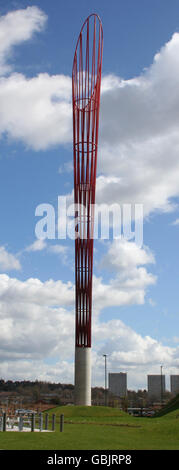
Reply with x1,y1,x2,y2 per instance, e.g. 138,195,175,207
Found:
0,0,179,390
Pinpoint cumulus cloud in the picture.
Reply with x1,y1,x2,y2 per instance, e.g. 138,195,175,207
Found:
100,32,179,148
101,239,155,271
0,274,74,307
0,6,47,75
49,244,68,255
0,72,72,150
94,239,156,310
0,6,71,149
0,244,157,388
58,160,73,174
171,218,179,226
0,358,74,384
25,239,47,252
49,244,70,265
0,274,75,368
0,239,157,386
0,7,178,387
54,31,179,220
0,8,179,220
24,240,70,265
0,272,177,387
97,33,179,216
92,318,179,388
0,246,21,271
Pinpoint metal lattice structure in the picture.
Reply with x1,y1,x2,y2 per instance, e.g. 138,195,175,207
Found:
72,14,103,350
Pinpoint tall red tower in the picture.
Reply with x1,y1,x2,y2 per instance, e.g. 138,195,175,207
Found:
72,14,103,405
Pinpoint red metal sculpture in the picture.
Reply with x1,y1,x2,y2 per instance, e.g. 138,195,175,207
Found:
72,14,103,347
72,14,103,404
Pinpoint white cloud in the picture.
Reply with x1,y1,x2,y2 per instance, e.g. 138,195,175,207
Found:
101,239,155,271
0,359,74,384
173,336,179,344
0,274,74,307
49,244,70,265
148,298,156,307
0,240,157,378
96,32,179,216
171,218,179,226
25,239,47,252
95,240,156,309
61,31,179,220
0,72,72,150
49,244,68,255
58,160,73,174
0,7,178,388
0,6,71,150
0,271,177,388
92,318,179,389
0,6,47,75
24,239,70,265
100,32,179,148
0,246,21,271
0,9,179,221
0,274,75,364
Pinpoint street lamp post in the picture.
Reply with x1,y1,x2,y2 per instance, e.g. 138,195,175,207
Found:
103,354,108,406
160,365,163,408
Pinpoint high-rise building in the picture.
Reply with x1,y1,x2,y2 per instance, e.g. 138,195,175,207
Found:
170,375,179,395
147,375,165,399
108,373,127,398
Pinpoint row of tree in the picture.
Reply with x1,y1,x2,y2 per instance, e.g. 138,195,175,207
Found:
0,379,172,407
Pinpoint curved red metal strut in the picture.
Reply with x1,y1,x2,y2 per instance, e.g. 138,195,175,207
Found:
72,14,103,348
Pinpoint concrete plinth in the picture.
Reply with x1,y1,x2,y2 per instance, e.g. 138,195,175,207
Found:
74,346,91,406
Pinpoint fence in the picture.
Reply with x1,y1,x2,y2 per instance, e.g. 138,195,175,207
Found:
0,412,64,432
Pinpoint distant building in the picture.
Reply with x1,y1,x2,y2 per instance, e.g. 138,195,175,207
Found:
108,373,127,398
147,375,165,400
170,375,179,395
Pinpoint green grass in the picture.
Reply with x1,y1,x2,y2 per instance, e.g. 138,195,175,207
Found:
0,405,179,450
155,393,179,417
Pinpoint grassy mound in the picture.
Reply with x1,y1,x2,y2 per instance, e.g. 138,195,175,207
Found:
46,405,128,422
155,393,179,417
0,404,179,450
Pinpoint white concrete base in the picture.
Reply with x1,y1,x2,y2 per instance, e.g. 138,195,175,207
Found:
74,346,91,406
5,426,52,432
